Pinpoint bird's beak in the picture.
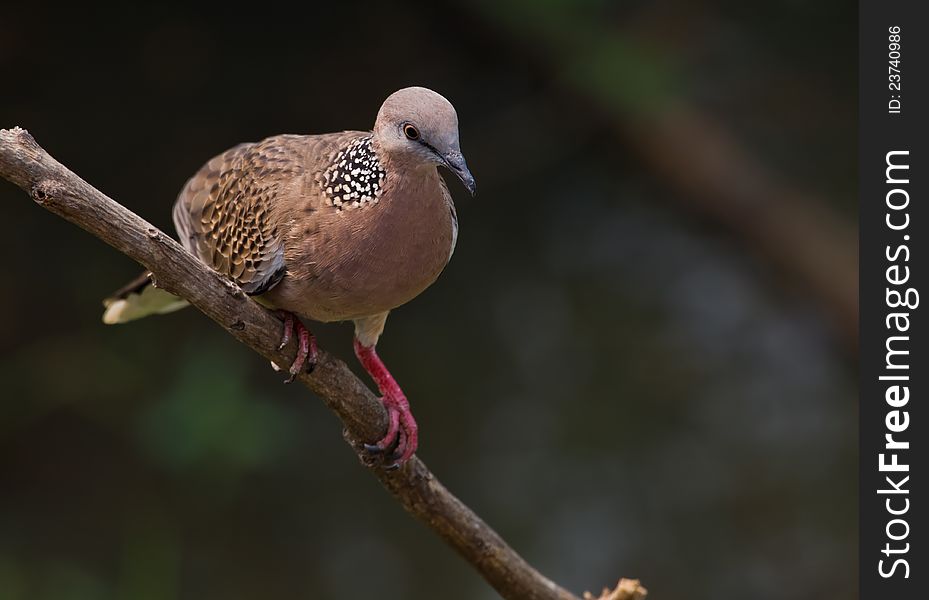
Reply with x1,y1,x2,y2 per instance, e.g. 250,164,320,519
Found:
442,152,476,196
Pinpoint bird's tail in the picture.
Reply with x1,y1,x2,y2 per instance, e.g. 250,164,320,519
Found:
102,271,189,324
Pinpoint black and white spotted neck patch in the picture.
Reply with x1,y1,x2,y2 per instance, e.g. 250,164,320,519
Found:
319,136,386,209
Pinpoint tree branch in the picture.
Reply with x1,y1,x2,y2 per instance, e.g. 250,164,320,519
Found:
2,127,644,600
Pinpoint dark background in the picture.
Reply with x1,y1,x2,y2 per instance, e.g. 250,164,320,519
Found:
1,2,857,599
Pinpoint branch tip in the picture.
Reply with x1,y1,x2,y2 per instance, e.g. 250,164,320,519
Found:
2,126,37,149
584,579,648,600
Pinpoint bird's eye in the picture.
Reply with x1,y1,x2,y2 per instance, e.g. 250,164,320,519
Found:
403,124,420,140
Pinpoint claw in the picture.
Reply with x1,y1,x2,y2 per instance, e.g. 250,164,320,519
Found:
277,310,293,351
275,310,318,382
388,429,408,463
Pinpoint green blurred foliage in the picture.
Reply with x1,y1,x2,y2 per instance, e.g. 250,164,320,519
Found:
138,344,297,477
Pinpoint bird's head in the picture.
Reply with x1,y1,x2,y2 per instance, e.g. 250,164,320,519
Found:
373,86,476,196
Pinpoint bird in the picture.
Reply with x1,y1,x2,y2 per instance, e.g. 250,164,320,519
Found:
101,86,475,466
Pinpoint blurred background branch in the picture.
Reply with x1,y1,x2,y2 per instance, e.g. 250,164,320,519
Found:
464,0,858,352
0,127,634,600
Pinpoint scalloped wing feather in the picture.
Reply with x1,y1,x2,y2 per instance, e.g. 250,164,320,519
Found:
173,136,307,295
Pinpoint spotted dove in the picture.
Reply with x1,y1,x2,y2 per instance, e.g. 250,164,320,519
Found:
102,87,475,466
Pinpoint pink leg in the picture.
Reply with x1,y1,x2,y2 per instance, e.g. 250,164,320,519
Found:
277,311,294,350
276,310,318,383
353,338,418,466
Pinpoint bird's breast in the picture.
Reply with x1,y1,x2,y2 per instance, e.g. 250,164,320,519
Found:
270,170,456,322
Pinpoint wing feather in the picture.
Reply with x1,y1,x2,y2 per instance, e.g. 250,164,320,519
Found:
172,136,306,295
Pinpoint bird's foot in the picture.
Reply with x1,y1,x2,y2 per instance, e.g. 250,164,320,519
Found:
364,392,418,468
276,310,318,382
353,338,418,468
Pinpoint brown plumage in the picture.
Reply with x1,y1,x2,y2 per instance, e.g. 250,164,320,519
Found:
103,86,476,465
